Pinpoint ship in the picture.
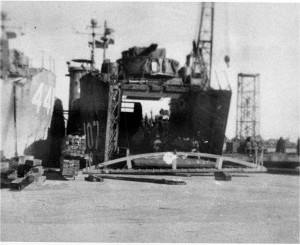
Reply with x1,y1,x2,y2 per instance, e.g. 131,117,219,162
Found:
0,12,64,166
65,4,232,168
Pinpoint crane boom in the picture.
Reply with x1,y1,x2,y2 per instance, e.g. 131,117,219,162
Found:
198,2,214,85
189,2,214,89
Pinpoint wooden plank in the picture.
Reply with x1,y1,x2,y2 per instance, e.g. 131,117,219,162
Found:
90,174,186,185
96,151,266,171
85,175,104,182
10,175,35,191
95,171,191,177
87,167,267,175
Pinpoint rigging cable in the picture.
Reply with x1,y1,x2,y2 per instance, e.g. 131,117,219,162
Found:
224,3,230,68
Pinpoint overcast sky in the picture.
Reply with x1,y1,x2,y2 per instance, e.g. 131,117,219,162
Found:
2,1,299,142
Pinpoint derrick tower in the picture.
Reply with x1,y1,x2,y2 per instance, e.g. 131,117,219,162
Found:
188,2,214,89
236,73,260,139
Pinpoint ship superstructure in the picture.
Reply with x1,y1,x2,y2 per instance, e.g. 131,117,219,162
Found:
66,3,232,164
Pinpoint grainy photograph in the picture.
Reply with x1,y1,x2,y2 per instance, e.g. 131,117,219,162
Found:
0,1,299,243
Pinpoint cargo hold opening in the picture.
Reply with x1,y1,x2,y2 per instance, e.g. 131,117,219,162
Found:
118,97,171,155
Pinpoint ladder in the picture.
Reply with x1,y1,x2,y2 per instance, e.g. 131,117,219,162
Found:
104,81,122,162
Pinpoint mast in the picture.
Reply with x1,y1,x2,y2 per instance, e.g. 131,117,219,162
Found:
103,20,107,61
90,18,98,69
100,20,114,63
13,84,18,157
77,19,114,67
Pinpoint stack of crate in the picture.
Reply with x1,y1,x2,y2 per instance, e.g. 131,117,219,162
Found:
61,135,86,158
60,134,87,177
9,157,46,190
60,159,80,176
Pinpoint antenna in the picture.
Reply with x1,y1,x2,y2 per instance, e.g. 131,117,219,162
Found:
40,50,45,68
1,11,25,39
53,59,55,73
73,19,114,68
103,20,107,61
49,56,52,72
98,20,114,63
73,18,101,69
89,18,98,68
101,20,114,62
224,3,230,68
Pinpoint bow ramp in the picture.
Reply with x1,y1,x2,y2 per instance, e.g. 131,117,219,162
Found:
88,152,267,173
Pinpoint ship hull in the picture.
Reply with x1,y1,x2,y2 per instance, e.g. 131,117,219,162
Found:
78,73,231,163
79,73,109,163
169,89,232,155
0,69,56,158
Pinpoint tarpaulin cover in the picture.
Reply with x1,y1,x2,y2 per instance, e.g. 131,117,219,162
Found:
121,44,166,59
120,57,179,78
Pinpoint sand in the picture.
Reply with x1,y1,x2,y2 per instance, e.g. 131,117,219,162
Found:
1,172,299,243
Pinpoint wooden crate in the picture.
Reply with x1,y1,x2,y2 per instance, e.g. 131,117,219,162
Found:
10,175,35,191
60,158,80,176
214,172,232,181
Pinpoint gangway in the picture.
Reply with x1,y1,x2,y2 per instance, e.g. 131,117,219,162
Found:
86,151,267,174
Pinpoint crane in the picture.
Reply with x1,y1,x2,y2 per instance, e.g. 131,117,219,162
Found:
187,2,214,90
187,3,230,89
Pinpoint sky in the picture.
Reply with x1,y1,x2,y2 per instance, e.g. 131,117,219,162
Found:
2,1,299,142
